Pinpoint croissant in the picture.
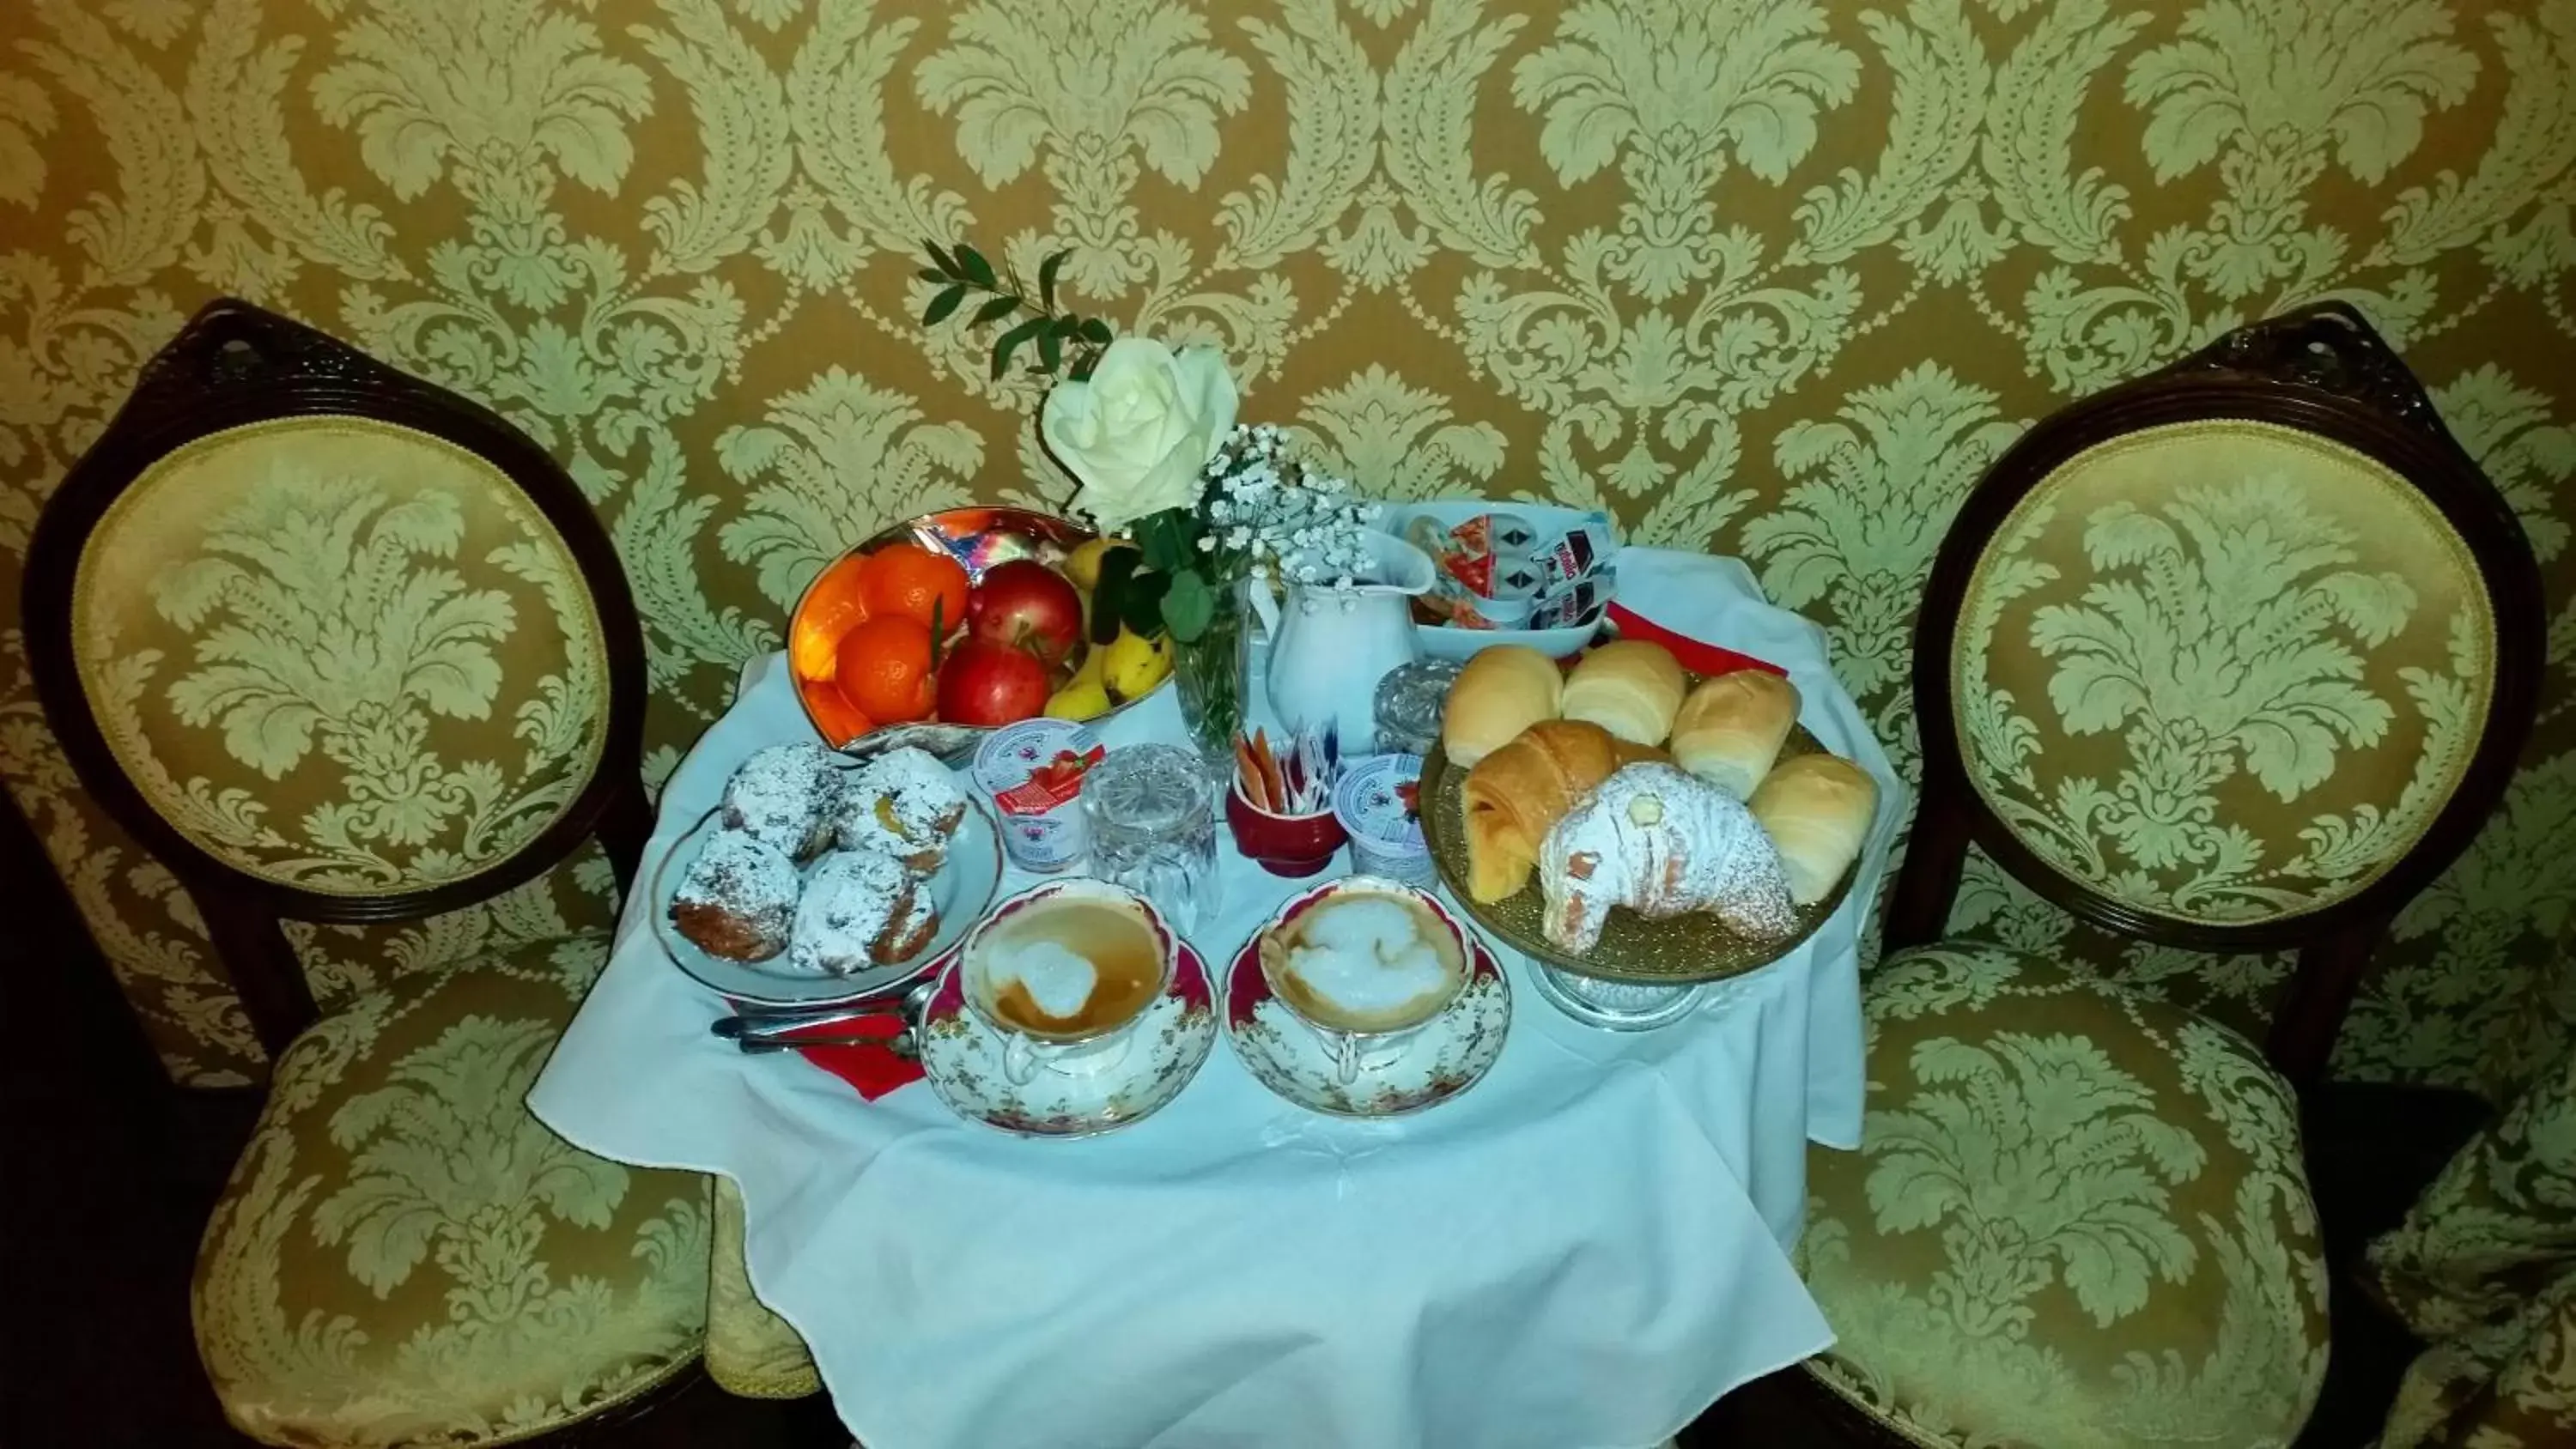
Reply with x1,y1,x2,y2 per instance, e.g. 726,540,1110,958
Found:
1538,762,1798,955
1461,719,1661,903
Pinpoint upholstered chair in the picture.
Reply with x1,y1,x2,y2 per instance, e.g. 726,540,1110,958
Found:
21,300,709,1446
2364,1026,2576,1449
1795,303,2547,1448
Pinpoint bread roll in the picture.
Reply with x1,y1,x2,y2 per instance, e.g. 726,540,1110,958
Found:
1461,719,1659,902
1672,670,1801,797
1747,754,1877,906
1441,645,1564,767
1559,640,1686,747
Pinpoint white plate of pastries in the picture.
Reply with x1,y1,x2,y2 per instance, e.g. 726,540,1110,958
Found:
1422,640,1879,983
651,742,1005,1006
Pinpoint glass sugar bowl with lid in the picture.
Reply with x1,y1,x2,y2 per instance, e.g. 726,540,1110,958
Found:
1371,658,1461,759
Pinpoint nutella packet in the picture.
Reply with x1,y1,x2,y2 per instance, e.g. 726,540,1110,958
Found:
1526,567,1615,631
1528,512,1615,589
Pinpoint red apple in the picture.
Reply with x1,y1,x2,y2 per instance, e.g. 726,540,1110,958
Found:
966,559,1084,666
936,639,1051,726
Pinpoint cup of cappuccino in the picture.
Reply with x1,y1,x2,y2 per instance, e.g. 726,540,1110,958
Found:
959,878,1174,1085
1255,877,1471,1084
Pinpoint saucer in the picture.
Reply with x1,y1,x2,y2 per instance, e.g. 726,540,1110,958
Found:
1224,904,1511,1119
914,937,1217,1138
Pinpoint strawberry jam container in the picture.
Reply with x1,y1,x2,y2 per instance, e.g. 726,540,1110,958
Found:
973,718,1105,874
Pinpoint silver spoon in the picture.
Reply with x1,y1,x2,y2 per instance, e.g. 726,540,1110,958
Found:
736,1028,920,1059
710,979,935,1041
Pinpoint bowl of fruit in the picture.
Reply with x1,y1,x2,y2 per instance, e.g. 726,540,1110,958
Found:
787,507,1174,761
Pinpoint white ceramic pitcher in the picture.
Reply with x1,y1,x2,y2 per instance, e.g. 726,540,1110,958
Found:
1249,530,1435,755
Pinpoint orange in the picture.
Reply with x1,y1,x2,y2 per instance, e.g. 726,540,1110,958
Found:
790,554,872,682
860,544,970,635
799,677,875,747
835,614,937,724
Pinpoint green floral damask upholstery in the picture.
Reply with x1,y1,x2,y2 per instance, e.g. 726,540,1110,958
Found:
70,416,611,896
2366,1028,2576,1449
1800,942,2330,1448
194,932,708,1448
1953,420,2495,928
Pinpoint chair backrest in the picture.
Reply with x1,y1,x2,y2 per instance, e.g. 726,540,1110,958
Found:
1889,303,2545,1088
21,300,653,1057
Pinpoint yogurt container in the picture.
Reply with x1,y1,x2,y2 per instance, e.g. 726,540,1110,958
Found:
972,718,1105,874
1331,754,1432,886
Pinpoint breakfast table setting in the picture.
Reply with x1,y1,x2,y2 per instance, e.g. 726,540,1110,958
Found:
523,294,1902,1449
531,510,1906,1447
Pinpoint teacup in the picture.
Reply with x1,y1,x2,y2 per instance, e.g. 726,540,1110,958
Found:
958,878,1175,1086
1253,876,1471,1083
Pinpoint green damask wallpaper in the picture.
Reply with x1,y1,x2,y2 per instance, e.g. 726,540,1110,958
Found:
0,0,2568,1095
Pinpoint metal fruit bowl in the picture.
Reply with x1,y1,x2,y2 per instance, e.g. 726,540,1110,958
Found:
787,506,1169,763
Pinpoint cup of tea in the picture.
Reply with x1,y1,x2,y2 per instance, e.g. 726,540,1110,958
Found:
957,878,1175,1086
1254,877,1471,1083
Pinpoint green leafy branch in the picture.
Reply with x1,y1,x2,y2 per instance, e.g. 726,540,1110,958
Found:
918,242,1115,382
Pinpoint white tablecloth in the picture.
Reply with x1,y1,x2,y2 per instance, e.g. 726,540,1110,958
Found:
532,549,1904,1449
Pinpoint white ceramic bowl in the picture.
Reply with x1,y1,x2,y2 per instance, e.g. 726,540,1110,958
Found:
1376,500,1613,661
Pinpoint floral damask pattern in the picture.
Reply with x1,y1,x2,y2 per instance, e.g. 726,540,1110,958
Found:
1801,941,2329,1446
192,945,708,1446
0,0,2567,1103
2367,1025,2576,1449
70,417,610,894
1956,423,2494,925
705,1176,823,1399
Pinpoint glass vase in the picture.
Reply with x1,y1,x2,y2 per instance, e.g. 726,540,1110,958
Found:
1171,577,1249,761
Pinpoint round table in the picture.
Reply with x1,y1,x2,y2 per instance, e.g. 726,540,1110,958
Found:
532,548,1900,1449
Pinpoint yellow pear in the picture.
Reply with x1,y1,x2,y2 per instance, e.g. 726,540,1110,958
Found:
1044,677,1113,721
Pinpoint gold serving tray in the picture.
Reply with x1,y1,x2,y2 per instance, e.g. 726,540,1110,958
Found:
1421,727,1858,985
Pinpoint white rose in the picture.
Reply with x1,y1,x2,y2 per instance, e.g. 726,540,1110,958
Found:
1040,339,1238,535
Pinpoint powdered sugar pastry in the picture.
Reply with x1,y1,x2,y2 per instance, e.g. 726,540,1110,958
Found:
724,742,845,859
789,849,933,975
1538,762,1796,955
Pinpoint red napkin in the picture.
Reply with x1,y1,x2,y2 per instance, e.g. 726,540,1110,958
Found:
1606,601,1787,678
730,1002,925,1100
793,1019,925,1100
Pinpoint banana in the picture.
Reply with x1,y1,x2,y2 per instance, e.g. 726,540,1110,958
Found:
1101,626,1172,702
1064,537,1133,593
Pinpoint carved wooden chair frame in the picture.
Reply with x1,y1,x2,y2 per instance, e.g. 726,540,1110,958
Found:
1889,301,2546,1089
21,299,656,1060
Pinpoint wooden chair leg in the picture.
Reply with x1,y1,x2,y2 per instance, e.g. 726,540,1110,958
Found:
190,888,317,1060
2266,915,2388,1092
1880,779,1971,955
597,779,655,906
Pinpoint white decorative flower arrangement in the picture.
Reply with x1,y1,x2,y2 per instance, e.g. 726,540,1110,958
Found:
918,242,1382,746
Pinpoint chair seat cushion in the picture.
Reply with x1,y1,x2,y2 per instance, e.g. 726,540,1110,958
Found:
193,935,707,1447
1798,942,2329,1448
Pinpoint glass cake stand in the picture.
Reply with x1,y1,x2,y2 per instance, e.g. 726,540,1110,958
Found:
1521,960,1706,1031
